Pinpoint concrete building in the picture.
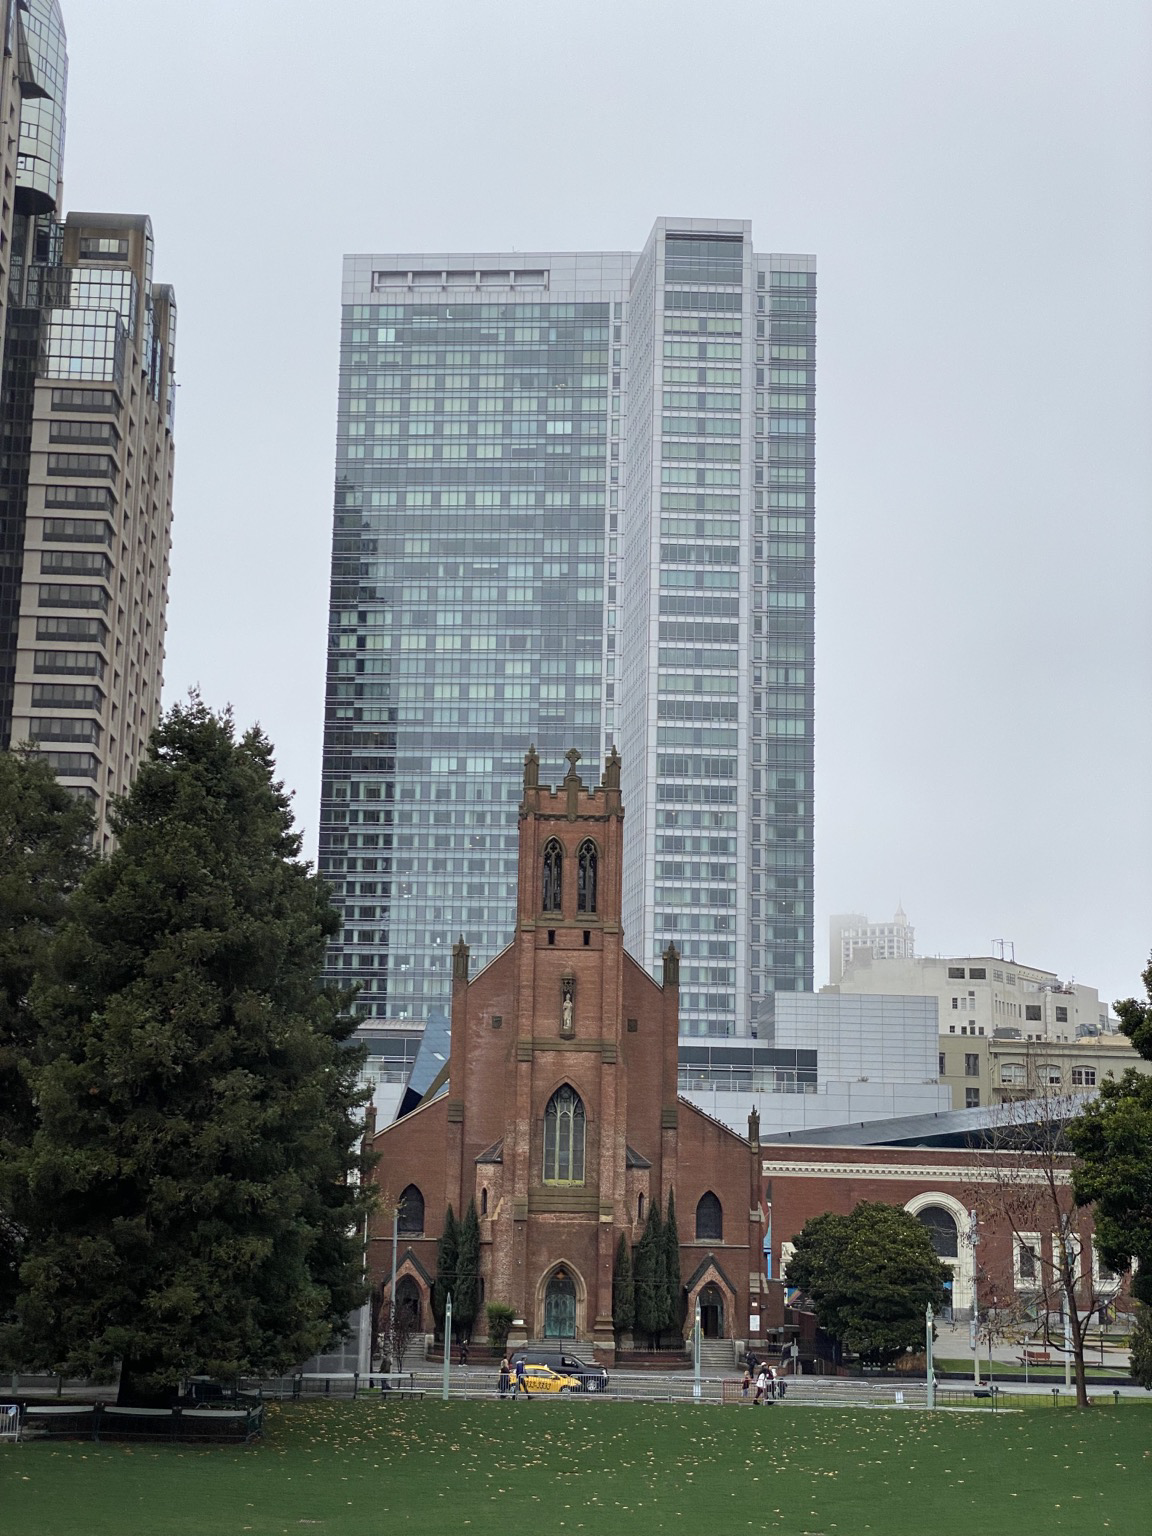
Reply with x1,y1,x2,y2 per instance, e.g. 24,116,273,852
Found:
832,952,1115,1040
828,907,914,983
0,1,176,849
678,992,951,1138
319,218,815,1040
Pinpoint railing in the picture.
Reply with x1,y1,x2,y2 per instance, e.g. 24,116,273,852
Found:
2,1400,265,1442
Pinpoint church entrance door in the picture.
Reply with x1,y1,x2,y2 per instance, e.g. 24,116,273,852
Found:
544,1270,577,1337
699,1283,724,1339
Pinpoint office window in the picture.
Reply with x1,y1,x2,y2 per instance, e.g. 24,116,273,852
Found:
965,1088,980,1108
964,1053,979,1077
1071,1067,1096,1087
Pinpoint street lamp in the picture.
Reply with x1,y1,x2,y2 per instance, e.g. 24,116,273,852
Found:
925,1303,935,1411
692,1298,702,1401
442,1293,453,1402
968,1209,980,1386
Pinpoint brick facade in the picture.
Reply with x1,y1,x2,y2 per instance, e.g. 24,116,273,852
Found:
368,748,763,1357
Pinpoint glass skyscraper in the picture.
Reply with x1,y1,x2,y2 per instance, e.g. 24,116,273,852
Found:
319,220,814,1037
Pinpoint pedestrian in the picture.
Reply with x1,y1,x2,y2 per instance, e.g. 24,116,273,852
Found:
498,1353,511,1399
768,1364,778,1401
777,1373,787,1399
514,1356,527,1398
741,1367,752,1402
459,1339,469,1367
754,1366,768,1405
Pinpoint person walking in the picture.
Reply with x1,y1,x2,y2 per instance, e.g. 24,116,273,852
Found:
754,1365,768,1405
768,1364,778,1401
498,1353,511,1399
514,1356,527,1399
459,1339,469,1367
741,1367,752,1402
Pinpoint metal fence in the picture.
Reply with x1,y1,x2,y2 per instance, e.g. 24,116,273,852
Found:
0,1400,265,1443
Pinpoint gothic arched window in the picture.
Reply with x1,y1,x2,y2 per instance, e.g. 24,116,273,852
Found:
543,1085,586,1184
397,1184,425,1236
695,1191,723,1242
542,839,563,912
577,840,598,914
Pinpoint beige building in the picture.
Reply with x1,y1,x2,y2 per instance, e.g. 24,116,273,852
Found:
827,950,1137,1110
936,1030,1148,1112
0,4,176,849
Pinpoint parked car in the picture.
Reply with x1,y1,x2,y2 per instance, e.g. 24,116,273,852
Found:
514,1352,610,1393
517,1363,582,1394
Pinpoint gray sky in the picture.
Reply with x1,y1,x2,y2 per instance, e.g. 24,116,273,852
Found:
62,1,1151,1004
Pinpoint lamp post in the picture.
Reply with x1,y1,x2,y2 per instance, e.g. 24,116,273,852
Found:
968,1209,980,1386
692,1297,701,1400
442,1293,452,1402
925,1303,935,1411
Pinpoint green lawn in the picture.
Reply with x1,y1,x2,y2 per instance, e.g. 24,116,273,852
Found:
2,1399,1148,1536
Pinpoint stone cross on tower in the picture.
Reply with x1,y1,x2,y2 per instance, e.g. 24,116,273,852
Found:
564,748,582,778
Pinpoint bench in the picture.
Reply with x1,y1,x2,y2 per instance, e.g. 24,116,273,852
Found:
1017,1350,1051,1365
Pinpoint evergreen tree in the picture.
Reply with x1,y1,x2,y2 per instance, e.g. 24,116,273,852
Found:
633,1199,665,1346
662,1188,683,1338
786,1202,949,1366
0,751,93,1345
10,700,371,1402
433,1205,459,1339
1069,954,1152,1305
454,1198,480,1338
612,1231,635,1335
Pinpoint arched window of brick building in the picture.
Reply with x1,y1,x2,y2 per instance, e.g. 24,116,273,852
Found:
916,1205,958,1258
543,1085,586,1184
542,839,563,912
397,1184,425,1235
577,840,598,913
695,1191,723,1241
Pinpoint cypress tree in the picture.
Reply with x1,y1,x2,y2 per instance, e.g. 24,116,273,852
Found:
663,1188,684,1339
455,1198,480,1338
633,1199,665,1346
11,700,371,1403
433,1205,459,1339
612,1231,635,1336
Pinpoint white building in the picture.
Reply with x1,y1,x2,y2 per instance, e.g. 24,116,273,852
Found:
829,908,914,983
677,992,951,1137
830,951,1116,1044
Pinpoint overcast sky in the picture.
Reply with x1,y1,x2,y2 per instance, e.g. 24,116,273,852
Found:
60,0,1151,1004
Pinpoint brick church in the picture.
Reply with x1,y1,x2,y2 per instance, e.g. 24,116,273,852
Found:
367,747,764,1359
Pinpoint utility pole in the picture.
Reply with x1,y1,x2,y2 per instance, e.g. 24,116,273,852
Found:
389,1201,400,1360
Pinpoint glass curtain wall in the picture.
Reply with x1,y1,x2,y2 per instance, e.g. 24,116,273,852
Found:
320,274,624,1020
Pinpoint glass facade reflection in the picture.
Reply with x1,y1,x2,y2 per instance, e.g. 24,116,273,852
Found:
321,257,632,1019
14,0,67,216
323,225,815,1036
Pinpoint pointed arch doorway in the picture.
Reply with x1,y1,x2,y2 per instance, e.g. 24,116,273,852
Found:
544,1269,577,1338
698,1283,724,1339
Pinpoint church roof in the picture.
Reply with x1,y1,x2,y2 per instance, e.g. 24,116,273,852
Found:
625,1145,651,1169
475,1139,504,1164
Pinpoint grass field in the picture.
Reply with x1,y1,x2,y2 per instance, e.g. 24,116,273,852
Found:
2,1399,1148,1536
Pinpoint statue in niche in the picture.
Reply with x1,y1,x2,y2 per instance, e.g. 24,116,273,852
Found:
560,975,575,1038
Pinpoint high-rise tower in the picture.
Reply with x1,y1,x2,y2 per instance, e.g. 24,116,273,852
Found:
0,1,177,849
320,220,814,1036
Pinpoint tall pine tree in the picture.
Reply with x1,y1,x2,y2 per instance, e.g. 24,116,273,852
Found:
0,751,93,1349
11,700,371,1402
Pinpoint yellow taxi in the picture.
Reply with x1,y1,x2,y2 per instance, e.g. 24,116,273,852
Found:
517,1363,582,1395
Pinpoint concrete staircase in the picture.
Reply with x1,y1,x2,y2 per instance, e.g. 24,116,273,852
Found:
698,1339,737,1372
